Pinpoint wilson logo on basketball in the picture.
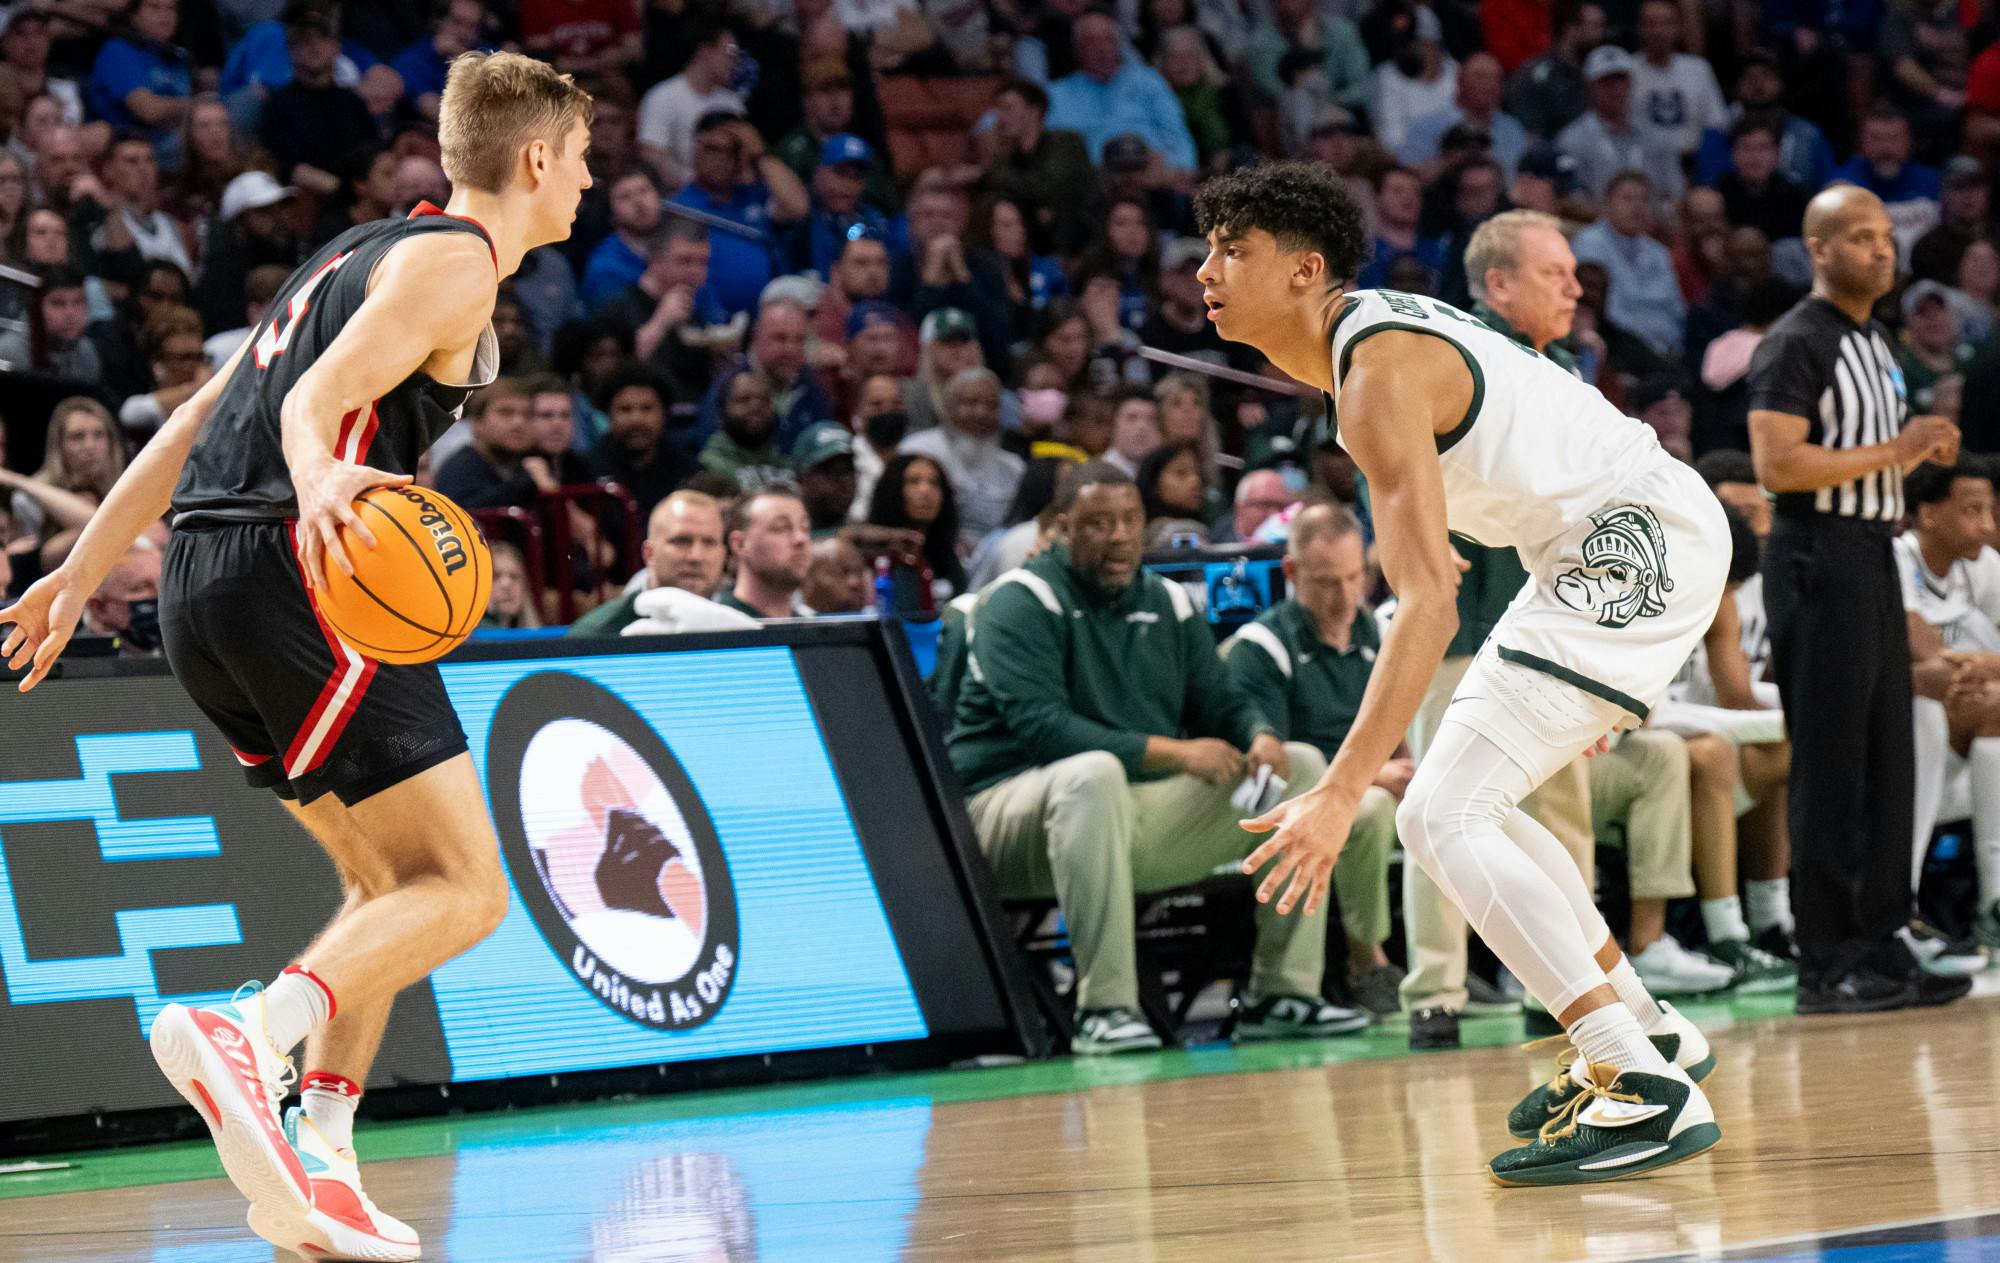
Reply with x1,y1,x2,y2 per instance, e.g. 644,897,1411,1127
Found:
397,489,470,577
486,674,739,1031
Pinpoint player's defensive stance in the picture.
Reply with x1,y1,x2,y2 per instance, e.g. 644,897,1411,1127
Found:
1202,162,1729,1185
0,53,592,1257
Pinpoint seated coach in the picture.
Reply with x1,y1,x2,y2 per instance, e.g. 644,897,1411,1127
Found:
948,462,1370,1055
1222,502,1407,1016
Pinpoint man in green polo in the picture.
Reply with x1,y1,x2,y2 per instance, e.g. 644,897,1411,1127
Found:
950,463,1370,1054
1222,503,1409,1017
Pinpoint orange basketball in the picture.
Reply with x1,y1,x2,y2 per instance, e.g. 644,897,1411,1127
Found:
314,485,491,664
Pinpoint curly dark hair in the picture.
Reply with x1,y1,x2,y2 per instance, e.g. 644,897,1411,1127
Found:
1193,161,1368,283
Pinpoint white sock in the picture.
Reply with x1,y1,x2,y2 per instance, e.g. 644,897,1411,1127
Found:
1604,956,1669,1033
1972,738,2000,914
302,1072,361,1153
262,965,334,1055
1746,878,1792,934
1567,1003,1674,1075
1701,895,1751,945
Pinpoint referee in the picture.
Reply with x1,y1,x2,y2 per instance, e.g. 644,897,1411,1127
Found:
1747,184,1966,1013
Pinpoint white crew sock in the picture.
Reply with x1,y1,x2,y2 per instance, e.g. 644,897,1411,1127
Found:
1972,739,2000,915
1701,895,1751,945
1746,878,1793,934
1567,1003,1675,1076
1604,956,1669,1033
263,965,334,1055
302,1072,361,1153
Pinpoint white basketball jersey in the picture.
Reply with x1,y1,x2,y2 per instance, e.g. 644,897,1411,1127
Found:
1895,533,2000,653
1327,289,1664,551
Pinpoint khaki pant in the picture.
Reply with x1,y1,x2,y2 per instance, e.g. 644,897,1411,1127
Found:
1400,655,1597,1013
968,743,1331,1012
1588,727,1696,900
1336,786,1399,949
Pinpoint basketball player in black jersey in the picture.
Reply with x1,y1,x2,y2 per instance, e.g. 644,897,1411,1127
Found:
0,53,593,1260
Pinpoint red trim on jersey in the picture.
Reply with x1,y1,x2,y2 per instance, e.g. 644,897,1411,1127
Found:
229,745,272,767
283,522,378,780
409,200,498,268
333,402,380,464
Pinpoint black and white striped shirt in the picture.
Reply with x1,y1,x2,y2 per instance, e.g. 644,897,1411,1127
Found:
1746,296,1906,524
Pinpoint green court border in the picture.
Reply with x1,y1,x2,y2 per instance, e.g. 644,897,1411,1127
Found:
0,991,1796,1202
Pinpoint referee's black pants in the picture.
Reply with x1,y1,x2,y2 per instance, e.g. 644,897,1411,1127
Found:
1764,515,1916,988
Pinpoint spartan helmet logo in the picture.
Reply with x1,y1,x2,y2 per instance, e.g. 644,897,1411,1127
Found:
1553,506,1675,628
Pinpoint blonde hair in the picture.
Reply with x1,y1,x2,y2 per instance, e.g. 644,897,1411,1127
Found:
1464,209,1564,303
36,396,124,498
438,52,594,194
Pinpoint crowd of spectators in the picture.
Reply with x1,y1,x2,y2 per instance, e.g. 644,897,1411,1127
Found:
10,0,2000,1052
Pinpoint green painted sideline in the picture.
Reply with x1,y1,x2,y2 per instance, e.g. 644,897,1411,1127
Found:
0,991,1792,1202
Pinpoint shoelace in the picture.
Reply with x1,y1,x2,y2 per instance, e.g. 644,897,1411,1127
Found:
228,982,298,1114
1536,1061,1644,1144
1519,1033,1581,1094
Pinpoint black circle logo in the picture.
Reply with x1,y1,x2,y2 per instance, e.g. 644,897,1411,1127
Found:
487,673,739,1031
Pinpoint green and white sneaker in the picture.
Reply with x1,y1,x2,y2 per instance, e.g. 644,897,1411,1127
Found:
1708,938,1798,993
1489,1063,1720,1186
1234,993,1372,1041
1507,1002,1713,1140
1073,1008,1162,1055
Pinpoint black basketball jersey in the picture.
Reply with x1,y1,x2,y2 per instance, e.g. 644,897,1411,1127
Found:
172,203,499,526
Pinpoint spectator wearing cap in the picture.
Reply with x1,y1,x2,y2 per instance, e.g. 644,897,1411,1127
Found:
1837,106,1941,254
1401,52,1528,179
638,17,744,186
776,62,899,216
582,165,664,312
1245,0,1369,115
670,111,810,317
88,0,193,163
391,0,493,122
787,134,892,277
1629,0,1727,163
816,227,893,346
194,170,304,334
1631,373,1694,461
1694,49,1836,194
1899,279,1976,419
260,8,380,198
1714,118,1809,246
1356,166,1447,291
1370,5,1456,155
1910,157,1991,285
1140,236,1231,367
837,301,913,414
599,219,735,405
73,132,194,281
901,366,1023,549
1508,143,1580,216
903,306,986,431
1504,2,1602,140
1045,12,1198,180
1556,45,1683,204
1573,170,1686,357
979,77,1099,259
792,422,859,534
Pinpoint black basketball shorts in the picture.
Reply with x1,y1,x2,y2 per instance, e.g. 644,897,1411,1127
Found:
161,521,468,806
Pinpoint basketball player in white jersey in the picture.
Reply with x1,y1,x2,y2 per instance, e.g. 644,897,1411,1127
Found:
1898,457,2000,952
1198,162,1730,1184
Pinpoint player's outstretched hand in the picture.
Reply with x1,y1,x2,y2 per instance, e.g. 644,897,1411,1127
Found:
293,456,412,590
1241,785,1358,917
0,570,86,692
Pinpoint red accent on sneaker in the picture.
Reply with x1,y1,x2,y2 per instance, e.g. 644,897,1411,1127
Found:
190,1008,312,1202
283,964,339,1022
190,1079,222,1131
302,1071,361,1100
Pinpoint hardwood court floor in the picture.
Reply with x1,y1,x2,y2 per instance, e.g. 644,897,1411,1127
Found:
7,988,2000,1262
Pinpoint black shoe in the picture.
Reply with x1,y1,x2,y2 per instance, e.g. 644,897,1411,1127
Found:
1907,970,1974,1008
1753,924,1799,963
1347,963,1406,1017
1796,966,1915,1014
1409,1006,1461,1050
